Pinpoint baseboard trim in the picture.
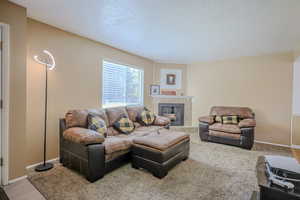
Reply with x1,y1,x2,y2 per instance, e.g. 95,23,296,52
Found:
7,158,59,185
254,140,291,148
291,145,300,149
8,175,28,184
26,157,59,170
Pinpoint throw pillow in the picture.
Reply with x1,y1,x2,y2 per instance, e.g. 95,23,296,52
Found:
215,116,222,123
87,114,107,137
113,115,135,134
222,115,239,124
137,108,156,126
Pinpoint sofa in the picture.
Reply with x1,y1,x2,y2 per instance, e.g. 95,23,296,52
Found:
198,106,256,149
59,106,172,182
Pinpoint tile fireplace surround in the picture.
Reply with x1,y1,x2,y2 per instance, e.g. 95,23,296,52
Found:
152,95,193,126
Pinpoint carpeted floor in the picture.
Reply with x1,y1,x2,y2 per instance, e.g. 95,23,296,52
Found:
28,131,291,200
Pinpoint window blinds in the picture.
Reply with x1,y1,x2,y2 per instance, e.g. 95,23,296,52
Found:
102,61,144,108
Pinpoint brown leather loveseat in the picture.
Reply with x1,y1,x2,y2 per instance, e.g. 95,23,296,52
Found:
59,106,171,182
198,106,256,149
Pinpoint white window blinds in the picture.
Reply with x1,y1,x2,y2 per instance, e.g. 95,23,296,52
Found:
102,61,144,108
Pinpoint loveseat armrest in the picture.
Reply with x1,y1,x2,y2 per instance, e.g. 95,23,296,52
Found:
63,127,105,145
199,122,209,141
239,119,256,128
153,115,171,126
198,115,215,125
240,127,255,150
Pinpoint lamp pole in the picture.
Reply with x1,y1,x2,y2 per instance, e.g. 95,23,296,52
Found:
43,64,48,165
34,61,54,171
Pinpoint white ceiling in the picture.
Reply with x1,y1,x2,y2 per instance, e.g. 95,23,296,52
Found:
10,0,300,64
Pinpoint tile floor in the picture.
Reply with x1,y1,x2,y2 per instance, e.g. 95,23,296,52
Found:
4,179,45,200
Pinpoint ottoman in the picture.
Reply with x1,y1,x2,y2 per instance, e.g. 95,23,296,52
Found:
131,130,190,178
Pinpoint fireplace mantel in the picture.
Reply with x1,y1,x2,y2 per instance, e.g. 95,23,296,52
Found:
151,95,194,99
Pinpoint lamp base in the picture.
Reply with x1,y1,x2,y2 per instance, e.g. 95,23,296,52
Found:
35,163,53,172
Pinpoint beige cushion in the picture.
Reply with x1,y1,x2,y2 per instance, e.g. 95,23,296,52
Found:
239,119,256,128
209,130,241,139
133,130,189,151
106,127,120,136
105,107,129,126
103,136,132,154
63,127,105,145
65,109,109,128
65,110,89,128
209,123,241,134
105,150,130,161
129,126,162,138
198,116,215,124
210,106,254,119
153,116,170,126
104,126,163,154
126,106,145,122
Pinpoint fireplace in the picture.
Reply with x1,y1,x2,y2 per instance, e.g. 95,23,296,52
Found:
158,103,184,126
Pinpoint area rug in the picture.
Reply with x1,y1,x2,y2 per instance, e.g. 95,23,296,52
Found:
28,132,291,200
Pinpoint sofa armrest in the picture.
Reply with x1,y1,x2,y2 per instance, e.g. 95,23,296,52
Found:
63,127,105,145
198,116,215,125
153,115,171,126
239,119,256,128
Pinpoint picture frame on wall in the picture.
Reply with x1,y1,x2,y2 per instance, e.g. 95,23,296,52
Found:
160,69,182,89
150,85,160,95
166,74,176,85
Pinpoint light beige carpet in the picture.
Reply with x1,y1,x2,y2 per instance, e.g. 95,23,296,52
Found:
28,132,291,200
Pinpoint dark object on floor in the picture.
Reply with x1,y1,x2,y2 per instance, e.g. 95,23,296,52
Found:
198,106,255,149
35,162,54,172
256,156,300,200
131,131,190,178
0,187,9,200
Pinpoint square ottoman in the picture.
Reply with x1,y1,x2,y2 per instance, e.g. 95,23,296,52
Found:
131,130,190,178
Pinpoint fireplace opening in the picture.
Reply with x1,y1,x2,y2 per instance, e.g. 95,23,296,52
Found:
158,103,184,126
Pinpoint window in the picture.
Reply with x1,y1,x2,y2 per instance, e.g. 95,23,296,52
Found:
102,60,144,108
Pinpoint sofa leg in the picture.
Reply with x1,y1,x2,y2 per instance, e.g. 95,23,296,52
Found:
242,145,253,150
87,174,104,183
182,156,188,161
131,163,139,169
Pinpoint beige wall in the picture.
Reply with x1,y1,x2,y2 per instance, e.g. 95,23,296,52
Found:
27,19,155,166
292,52,300,145
0,0,27,180
187,53,294,145
292,116,300,146
153,63,187,96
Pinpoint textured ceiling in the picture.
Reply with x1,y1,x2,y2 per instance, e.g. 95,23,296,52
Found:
10,0,300,63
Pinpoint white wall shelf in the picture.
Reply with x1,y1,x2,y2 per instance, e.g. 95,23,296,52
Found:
151,95,193,99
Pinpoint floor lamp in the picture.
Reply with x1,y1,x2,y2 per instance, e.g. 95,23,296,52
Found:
33,50,56,172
